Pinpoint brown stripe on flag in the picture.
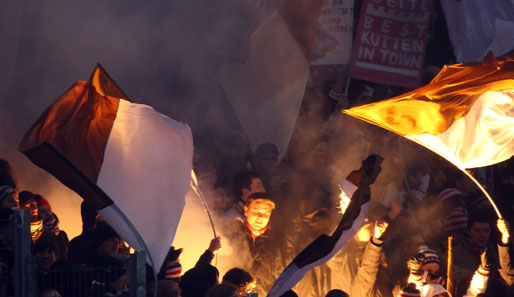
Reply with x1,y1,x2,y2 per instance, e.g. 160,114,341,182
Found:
89,63,131,101
19,80,119,209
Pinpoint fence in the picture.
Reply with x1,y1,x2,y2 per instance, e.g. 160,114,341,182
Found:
9,209,146,297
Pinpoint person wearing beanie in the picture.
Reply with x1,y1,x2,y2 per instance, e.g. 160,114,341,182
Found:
449,211,498,292
35,195,69,260
406,246,443,290
86,221,121,266
19,190,43,243
158,246,183,282
438,188,468,237
0,186,18,209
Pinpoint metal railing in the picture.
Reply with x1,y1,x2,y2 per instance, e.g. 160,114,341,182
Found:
10,209,146,297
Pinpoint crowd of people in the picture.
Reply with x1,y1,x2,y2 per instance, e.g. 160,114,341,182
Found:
1,2,514,297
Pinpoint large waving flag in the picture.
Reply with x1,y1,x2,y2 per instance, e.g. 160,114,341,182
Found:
343,54,514,170
19,79,193,273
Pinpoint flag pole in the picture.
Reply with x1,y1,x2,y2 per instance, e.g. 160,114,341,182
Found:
190,170,218,238
460,169,502,218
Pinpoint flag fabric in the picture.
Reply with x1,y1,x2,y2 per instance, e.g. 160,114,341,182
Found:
267,180,368,297
218,10,311,158
440,0,514,62
89,63,131,101
19,80,193,273
343,54,514,169
217,0,323,157
349,0,433,88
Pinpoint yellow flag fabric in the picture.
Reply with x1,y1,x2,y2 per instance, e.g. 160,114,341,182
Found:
343,54,514,169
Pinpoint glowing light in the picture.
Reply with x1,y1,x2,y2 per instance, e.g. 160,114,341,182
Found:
356,223,372,242
339,190,351,214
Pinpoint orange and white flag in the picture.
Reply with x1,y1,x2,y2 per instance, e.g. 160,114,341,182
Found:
343,54,514,169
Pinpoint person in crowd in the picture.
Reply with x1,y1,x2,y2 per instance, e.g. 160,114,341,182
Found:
206,284,239,297
224,171,266,220
438,188,468,238
35,195,68,259
158,246,183,283
34,233,59,294
404,246,444,291
86,221,121,266
0,208,15,297
381,162,429,211
348,220,389,297
0,186,18,209
280,289,298,297
221,268,255,297
451,212,498,289
253,142,280,190
19,190,43,242
68,201,98,267
497,218,513,294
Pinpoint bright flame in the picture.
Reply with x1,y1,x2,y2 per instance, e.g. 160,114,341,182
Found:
339,190,351,214
356,225,372,242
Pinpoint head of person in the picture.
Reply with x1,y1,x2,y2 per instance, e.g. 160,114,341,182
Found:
244,193,275,235
467,213,491,249
0,186,18,209
0,208,15,243
81,201,98,233
19,191,39,221
231,171,265,202
91,222,120,257
416,246,442,285
221,268,255,297
406,163,429,189
37,196,53,221
325,289,349,297
207,284,239,297
34,233,58,270
254,143,279,174
280,290,298,297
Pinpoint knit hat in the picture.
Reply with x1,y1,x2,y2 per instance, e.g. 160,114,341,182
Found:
0,208,15,228
165,262,182,280
398,283,421,297
91,221,119,250
38,196,51,210
0,186,16,204
439,188,468,235
421,284,451,297
416,246,440,266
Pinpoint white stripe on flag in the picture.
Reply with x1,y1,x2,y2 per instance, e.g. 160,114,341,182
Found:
407,90,514,169
97,99,193,273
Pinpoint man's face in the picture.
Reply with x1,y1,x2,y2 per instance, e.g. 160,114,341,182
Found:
469,222,491,248
21,198,38,220
244,200,273,232
421,262,441,284
241,178,266,201
36,247,56,270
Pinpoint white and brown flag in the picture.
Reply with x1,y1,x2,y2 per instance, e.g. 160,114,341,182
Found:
19,65,193,273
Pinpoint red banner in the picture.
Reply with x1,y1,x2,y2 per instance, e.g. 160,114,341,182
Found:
350,0,433,88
